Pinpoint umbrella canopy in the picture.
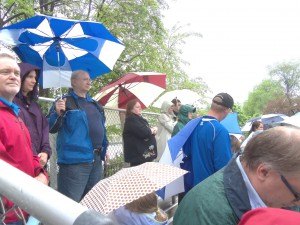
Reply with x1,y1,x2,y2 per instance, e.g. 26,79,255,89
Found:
241,114,288,132
80,162,187,214
152,89,201,108
0,14,125,88
94,72,166,109
276,112,300,128
221,112,242,134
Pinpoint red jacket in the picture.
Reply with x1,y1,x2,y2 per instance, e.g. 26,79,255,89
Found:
239,208,300,225
0,101,45,223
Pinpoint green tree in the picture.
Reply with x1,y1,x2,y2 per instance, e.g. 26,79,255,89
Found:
233,103,248,127
269,61,300,108
0,0,65,28
1,0,209,101
243,79,284,118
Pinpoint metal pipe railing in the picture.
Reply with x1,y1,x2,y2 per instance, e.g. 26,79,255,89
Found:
0,160,114,225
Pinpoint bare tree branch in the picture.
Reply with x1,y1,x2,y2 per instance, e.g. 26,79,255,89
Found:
2,12,26,26
2,2,16,20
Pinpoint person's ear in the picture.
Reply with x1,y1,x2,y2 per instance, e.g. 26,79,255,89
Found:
256,163,272,181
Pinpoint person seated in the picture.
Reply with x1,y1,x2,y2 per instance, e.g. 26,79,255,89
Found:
112,192,168,225
230,134,241,155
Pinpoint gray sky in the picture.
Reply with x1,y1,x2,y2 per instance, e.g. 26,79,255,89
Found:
163,0,300,104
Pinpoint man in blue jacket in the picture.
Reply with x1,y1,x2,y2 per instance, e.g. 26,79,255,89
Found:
48,70,108,202
181,93,234,196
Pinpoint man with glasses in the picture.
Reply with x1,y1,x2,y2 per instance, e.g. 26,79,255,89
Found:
48,70,108,202
174,126,300,225
0,53,48,225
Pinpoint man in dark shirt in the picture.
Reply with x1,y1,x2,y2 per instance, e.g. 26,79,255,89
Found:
48,70,108,202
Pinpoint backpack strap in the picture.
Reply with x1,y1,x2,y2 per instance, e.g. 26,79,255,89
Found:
49,96,78,133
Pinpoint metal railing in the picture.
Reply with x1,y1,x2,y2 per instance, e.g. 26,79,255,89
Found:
0,160,114,225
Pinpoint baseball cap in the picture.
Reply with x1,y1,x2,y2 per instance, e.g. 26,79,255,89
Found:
212,93,234,109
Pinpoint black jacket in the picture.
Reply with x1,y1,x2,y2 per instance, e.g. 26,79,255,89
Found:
123,113,157,164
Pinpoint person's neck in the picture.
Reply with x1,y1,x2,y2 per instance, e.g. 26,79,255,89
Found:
22,90,28,97
73,90,87,98
207,110,223,121
0,94,13,103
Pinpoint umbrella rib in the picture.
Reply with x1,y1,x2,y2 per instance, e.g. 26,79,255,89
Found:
29,27,53,38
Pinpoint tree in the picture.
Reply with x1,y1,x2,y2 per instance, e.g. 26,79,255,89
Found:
263,96,300,116
0,0,65,28
1,0,209,102
233,103,248,127
243,79,284,118
269,61,300,108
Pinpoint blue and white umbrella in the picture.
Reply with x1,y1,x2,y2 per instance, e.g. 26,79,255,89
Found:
0,14,125,88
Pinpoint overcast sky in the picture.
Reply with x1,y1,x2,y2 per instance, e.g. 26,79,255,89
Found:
163,0,300,104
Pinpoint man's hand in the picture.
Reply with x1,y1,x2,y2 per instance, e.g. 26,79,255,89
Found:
55,99,66,116
38,152,48,167
35,173,48,185
151,126,158,135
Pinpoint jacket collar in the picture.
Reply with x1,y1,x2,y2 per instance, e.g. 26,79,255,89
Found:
223,156,252,219
70,90,93,102
0,97,20,116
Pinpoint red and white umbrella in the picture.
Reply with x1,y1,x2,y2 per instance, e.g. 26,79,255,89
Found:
94,72,166,109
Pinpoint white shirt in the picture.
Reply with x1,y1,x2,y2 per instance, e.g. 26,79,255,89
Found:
236,156,267,209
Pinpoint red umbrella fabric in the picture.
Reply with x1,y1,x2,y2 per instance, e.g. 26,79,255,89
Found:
94,72,166,109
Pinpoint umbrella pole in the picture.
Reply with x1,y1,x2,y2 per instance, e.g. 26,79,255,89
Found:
56,45,63,98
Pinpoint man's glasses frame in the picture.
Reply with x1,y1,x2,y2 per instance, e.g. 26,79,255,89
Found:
280,174,300,202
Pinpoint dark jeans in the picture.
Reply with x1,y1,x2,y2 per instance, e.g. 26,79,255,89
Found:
57,153,103,202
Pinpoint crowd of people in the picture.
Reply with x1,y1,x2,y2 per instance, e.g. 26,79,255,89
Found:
0,52,300,225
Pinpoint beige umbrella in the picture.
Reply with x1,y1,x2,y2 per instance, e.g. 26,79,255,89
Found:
80,162,187,214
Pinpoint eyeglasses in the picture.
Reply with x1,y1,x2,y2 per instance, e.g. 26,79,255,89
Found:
280,174,300,202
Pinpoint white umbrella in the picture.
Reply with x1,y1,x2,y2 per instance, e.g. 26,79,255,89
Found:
276,112,300,128
80,162,187,215
152,89,201,108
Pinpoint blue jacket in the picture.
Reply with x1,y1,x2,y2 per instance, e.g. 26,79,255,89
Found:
186,116,232,187
48,91,108,164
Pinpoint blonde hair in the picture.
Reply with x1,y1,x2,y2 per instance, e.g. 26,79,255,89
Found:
125,192,167,222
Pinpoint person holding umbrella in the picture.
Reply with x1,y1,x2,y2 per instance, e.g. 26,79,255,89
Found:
13,63,51,167
123,99,158,167
48,70,108,202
